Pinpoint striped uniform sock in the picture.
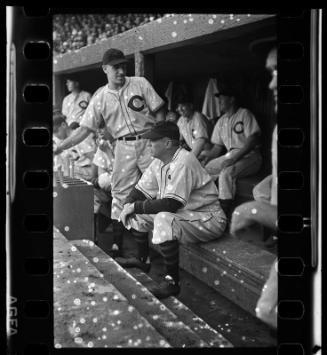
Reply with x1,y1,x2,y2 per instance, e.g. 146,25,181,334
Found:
159,240,180,284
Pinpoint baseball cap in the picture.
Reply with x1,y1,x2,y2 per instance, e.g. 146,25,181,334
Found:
65,73,79,82
142,121,180,141
102,48,128,66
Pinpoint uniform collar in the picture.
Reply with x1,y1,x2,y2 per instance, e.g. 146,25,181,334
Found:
162,146,182,167
106,77,130,94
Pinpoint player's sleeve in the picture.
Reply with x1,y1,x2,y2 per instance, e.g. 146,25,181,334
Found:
163,163,195,206
243,109,261,137
194,113,209,139
135,161,159,199
140,77,165,112
210,118,224,145
79,94,102,132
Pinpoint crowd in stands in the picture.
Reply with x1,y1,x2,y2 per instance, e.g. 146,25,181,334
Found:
53,14,164,55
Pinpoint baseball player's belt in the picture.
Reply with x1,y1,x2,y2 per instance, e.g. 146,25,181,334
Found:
117,134,144,141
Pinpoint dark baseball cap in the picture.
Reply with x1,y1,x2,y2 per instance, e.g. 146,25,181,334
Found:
142,121,180,141
65,74,79,82
102,48,128,66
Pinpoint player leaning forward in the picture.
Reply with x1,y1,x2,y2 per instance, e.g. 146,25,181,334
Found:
117,121,227,299
54,48,166,255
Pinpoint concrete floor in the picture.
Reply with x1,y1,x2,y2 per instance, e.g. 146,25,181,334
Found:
95,220,276,348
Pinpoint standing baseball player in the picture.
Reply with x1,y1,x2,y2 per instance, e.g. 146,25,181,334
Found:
54,48,166,256
199,89,262,215
116,121,227,299
62,75,92,125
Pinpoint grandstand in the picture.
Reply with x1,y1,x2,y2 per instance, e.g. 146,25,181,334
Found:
53,13,165,55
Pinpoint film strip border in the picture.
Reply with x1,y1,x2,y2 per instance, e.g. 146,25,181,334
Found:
5,7,321,354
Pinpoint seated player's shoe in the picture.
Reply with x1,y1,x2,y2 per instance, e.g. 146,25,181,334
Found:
107,243,122,258
148,275,180,299
115,256,151,273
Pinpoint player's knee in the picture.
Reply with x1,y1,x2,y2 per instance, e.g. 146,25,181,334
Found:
255,305,277,328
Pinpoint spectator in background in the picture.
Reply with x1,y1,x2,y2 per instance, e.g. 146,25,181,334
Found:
53,14,164,55
62,75,92,125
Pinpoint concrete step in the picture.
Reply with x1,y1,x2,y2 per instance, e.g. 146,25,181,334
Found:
128,268,231,347
150,233,275,316
54,228,169,348
71,236,233,348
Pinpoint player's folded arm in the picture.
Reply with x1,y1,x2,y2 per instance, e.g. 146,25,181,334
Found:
134,198,183,214
124,186,148,205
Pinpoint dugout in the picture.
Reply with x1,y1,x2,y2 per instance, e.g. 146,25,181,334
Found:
53,13,276,175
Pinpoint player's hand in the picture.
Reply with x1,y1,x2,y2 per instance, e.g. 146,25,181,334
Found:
119,203,135,226
198,150,210,166
199,150,210,159
221,157,236,169
97,139,108,151
229,201,257,236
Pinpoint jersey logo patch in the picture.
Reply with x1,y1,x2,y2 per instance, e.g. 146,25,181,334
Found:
128,95,145,112
79,100,89,109
233,121,244,134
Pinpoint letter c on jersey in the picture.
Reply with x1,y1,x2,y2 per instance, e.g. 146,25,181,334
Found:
233,121,244,134
128,95,145,112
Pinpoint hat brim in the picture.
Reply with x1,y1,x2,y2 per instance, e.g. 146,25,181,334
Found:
103,58,128,66
141,131,164,140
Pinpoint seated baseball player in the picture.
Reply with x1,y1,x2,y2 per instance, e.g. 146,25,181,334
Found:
177,100,210,159
53,112,97,181
62,75,92,125
115,121,227,299
199,89,262,216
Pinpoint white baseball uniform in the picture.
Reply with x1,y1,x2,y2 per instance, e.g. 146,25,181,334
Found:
205,107,262,200
177,111,209,149
92,142,115,215
80,76,165,220
93,142,115,190
62,90,91,125
124,147,227,244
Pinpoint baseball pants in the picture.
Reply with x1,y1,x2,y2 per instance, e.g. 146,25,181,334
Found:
205,151,262,200
124,209,227,244
111,139,153,220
